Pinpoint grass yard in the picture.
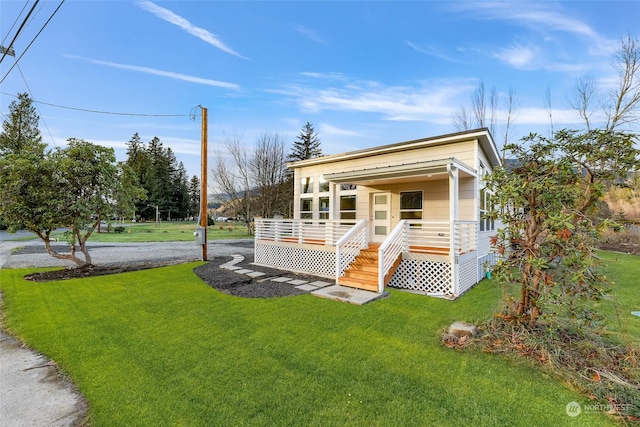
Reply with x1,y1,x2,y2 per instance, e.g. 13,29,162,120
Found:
597,251,640,347
59,221,252,243
0,263,618,426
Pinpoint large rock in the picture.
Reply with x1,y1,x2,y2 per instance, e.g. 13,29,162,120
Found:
448,321,479,338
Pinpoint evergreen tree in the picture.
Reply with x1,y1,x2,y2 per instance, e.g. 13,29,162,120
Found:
170,161,190,219
288,122,322,162
188,175,200,218
145,137,173,220
125,133,150,220
0,92,45,156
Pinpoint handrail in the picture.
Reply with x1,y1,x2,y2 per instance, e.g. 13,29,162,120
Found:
335,219,368,283
378,220,407,293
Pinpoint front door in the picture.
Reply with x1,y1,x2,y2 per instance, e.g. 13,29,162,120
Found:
370,192,391,243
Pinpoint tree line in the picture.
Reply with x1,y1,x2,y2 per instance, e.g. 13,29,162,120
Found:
125,133,200,222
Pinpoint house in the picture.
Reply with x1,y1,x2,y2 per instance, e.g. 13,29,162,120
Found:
253,128,501,298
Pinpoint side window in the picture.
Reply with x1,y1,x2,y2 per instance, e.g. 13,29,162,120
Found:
479,162,494,231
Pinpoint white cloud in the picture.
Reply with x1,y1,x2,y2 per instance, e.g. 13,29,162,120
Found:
405,41,461,63
271,78,474,123
319,123,362,137
493,43,538,69
293,25,326,44
68,55,240,89
136,0,247,59
300,72,346,80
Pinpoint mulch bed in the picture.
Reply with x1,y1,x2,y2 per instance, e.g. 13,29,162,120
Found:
193,256,326,298
22,254,327,299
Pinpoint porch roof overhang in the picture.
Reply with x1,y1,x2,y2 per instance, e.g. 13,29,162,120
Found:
324,157,476,184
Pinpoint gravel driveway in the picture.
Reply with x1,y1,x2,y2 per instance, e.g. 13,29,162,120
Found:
1,239,255,269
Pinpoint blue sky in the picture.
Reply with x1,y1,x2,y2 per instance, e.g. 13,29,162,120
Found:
1,1,638,180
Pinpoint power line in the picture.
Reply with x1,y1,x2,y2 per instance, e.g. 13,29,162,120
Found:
1,91,187,117
0,0,40,64
0,0,64,85
0,0,29,47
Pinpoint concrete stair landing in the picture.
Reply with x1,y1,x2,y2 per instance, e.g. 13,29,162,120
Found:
312,285,389,305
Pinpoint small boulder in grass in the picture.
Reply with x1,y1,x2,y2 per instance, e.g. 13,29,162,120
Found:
448,321,479,338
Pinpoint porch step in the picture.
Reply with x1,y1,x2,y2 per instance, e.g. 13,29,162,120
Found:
338,244,400,293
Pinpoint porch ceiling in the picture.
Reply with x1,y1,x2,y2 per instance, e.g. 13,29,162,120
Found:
324,158,473,185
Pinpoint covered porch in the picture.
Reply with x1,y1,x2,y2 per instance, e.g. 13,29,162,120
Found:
254,218,479,298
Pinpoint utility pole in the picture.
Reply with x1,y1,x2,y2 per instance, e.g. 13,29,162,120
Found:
200,106,208,261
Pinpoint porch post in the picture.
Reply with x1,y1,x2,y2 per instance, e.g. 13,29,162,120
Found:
448,164,460,295
329,182,337,220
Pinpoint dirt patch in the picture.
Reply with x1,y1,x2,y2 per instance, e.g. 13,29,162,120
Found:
597,229,640,255
596,242,640,256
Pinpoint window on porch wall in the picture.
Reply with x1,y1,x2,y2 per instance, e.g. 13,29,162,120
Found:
301,177,313,194
400,191,423,220
319,196,329,220
319,176,330,192
340,195,356,220
300,198,312,219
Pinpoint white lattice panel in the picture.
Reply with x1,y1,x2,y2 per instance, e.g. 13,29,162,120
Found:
254,243,335,278
457,257,478,295
387,259,453,295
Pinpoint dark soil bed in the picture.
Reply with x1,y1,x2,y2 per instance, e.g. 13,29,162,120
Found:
23,254,326,299
23,260,187,282
193,256,325,298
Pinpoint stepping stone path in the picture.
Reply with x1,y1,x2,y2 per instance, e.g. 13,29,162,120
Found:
218,255,332,292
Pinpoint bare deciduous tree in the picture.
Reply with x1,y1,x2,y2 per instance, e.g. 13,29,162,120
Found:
606,35,640,131
212,133,254,234
569,75,599,131
212,132,290,234
544,86,555,138
502,87,519,159
452,81,518,155
251,132,288,218
569,35,640,132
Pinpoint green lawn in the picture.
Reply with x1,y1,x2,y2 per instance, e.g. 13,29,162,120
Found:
0,262,619,426
49,221,253,243
597,251,640,347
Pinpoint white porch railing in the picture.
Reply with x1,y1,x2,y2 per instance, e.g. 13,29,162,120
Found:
405,221,451,254
254,219,356,245
378,220,408,293
335,219,368,283
452,220,477,255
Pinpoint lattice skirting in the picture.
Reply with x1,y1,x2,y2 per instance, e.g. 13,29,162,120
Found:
387,259,453,295
254,243,335,278
457,257,478,295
